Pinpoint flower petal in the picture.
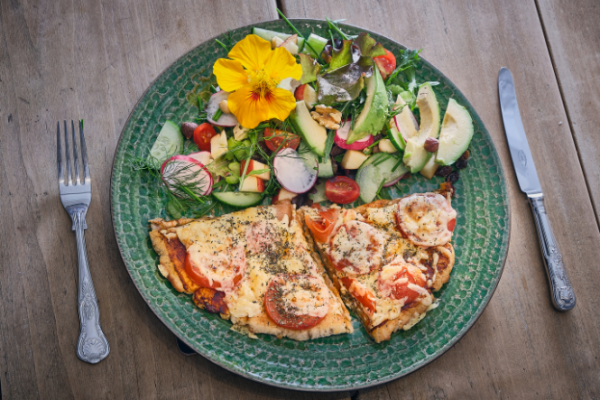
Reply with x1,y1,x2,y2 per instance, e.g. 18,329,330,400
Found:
213,59,249,92
227,86,297,129
228,34,272,72
264,47,303,82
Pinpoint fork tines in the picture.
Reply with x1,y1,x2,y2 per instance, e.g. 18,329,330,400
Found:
57,120,90,186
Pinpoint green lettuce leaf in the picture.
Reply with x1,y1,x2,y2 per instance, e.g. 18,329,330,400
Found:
299,54,321,84
353,32,386,58
317,64,365,104
330,40,353,70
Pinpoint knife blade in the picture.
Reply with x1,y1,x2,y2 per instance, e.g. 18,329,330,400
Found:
498,67,576,311
498,68,542,195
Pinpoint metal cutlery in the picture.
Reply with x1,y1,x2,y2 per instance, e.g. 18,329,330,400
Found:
498,68,576,311
57,120,110,362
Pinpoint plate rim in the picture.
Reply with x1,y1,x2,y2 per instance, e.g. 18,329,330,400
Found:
110,18,511,392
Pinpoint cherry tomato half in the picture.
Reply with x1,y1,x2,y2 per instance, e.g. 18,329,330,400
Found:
325,176,360,204
305,208,339,243
264,128,300,152
193,122,218,151
373,49,397,80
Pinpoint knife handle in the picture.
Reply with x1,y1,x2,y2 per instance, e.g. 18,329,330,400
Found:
528,196,576,311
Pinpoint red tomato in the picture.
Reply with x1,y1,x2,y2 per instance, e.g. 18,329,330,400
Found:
264,274,328,330
305,208,339,243
193,123,218,151
264,128,300,152
340,277,376,315
378,264,426,305
325,176,360,204
447,218,456,232
184,252,242,289
373,49,397,80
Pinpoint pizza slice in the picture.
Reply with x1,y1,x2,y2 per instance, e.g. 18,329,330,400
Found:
299,188,457,343
149,201,353,341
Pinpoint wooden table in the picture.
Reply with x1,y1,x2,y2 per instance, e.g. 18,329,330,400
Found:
1,0,599,398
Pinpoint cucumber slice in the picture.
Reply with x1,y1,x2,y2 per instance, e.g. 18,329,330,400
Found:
317,156,334,178
213,192,263,207
309,180,327,203
356,153,409,203
252,27,305,49
388,121,406,151
148,120,184,167
299,141,333,178
302,33,328,58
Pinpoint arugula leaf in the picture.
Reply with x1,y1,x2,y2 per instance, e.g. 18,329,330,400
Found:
299,54,321,84
324,131,335,158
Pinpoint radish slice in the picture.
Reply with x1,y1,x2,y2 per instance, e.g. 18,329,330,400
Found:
206,91,238,127
334,121,374,150
382,172,409,187
273,148,318,193
161,155,213,197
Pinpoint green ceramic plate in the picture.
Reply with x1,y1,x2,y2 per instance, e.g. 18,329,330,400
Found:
111,19,509,391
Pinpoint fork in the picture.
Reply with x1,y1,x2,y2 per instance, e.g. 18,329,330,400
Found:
57,120,110,364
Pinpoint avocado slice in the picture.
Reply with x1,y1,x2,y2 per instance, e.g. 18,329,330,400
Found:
346,67,389,144
402,83,441,173
289,100,327,156
435,98,474,165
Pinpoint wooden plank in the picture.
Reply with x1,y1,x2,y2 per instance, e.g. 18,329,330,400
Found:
535,0,600,223
280,1,600,399
0,0,347,399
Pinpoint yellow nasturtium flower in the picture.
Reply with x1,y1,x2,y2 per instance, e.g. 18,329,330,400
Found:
213,34,303,128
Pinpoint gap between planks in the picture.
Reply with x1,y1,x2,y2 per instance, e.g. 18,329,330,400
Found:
533,0,600,233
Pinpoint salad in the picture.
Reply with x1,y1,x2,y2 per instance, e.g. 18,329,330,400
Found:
135,16,475,219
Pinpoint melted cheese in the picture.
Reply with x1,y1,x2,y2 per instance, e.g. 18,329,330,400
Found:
279,276,331,318
397,193,457,247
329,221,385,275
174,204,340,329
187,243,246,294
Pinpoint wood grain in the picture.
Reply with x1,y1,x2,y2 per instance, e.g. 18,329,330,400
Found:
535,0,600,225
2,0,599,397
280,0,600,399
0,0,349,398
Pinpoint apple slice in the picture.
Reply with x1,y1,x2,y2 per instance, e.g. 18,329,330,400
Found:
341,150,369,170
294,84,317,109
239,175,265,193
210,131,228,159
188,151,213,165
240,159,271,181
272,188,297,203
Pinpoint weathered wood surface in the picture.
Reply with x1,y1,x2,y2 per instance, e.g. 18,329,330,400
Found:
281,0,600,399
0,0,349,399
536,0,600,225
1,0,599,398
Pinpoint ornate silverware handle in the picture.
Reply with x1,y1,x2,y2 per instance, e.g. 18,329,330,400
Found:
73,210,110,363
528,196,576,311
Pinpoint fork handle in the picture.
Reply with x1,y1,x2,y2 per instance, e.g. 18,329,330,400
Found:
73,209,110,363
528,195,576,311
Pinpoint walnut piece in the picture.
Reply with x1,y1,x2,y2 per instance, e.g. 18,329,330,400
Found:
311,105,342,130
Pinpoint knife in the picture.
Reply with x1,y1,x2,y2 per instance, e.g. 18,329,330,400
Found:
498,67,576,311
